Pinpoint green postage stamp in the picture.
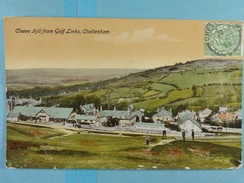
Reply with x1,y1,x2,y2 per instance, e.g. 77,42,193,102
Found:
205,22,243,56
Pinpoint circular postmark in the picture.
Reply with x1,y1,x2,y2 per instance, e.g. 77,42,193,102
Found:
205,22,242,56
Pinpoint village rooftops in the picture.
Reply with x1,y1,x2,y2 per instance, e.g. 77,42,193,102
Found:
7,106,75,120
199,108,212,116
7,110,21,118
39,107,74,119
7,96,42,106
100,110,138,120
178,110,196,118
99,117,107,123
7,106,44,118
81,103,95,111
153,107,172,117
75,115,97,121
218,112,235,122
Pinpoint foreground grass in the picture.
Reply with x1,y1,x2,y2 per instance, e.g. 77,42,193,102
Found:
7,123,241,169
151,141,241,169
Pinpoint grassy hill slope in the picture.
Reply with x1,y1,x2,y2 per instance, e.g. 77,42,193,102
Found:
7,59,242,113
6,68,144,89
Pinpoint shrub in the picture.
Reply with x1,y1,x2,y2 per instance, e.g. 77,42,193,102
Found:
165,123,180,131
150,137,159,143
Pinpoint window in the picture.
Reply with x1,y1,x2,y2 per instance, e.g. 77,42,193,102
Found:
40,115,46,122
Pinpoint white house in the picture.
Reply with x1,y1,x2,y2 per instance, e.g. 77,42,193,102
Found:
234,109,242,120
75,115,97,124
152,107,172,123
178,114,202,133
198,108,212,122
219,106,228,113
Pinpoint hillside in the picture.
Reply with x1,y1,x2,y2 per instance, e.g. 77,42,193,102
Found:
7,59,242,113
6,68,144,89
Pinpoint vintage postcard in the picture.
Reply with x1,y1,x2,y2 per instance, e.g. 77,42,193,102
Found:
4,18,242,169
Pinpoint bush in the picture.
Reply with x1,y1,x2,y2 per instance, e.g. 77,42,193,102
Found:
150,137,159,143
209,121,222,126
165,123,180,131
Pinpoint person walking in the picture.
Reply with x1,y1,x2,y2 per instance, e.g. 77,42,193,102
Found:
191,129,195,141
182,129,185,142
146,132,149,145
162,130,166,139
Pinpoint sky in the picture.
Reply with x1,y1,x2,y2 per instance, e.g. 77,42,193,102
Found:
4,18,241,70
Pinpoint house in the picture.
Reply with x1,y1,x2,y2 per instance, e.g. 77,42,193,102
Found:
7,106,43,122
198,108,212,122
80,103,96,115
178,114,202,133
6,96,42,113
177,109,197,121
210,113,221,123
7,106,76,123
211,112,235,124
136,109,145,122
36,107,76,123
152,107,172,123
7,110,21,122
75,115,97,125
218,112,235,123
96,117,107,127
100,108,139,127
219,106,228,113
234,109,242,120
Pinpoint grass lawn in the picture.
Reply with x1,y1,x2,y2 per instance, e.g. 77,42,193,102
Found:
161,70,241,89
133,89,192,111
7,123,241,169
151,141,241,169
149,83,176,92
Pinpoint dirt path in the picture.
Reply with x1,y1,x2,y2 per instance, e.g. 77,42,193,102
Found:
55,128,77,135
148,139,175,150
10,121,78,136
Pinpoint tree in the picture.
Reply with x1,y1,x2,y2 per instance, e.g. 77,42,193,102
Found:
117,101,130,110
192,84,197,97
85,95,101,107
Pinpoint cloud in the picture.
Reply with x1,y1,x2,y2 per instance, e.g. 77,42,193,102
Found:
92,28,180,43
92,35,112,42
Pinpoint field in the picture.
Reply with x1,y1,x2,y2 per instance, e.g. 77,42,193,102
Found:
161,70,242,89
6,68,144,89
6,59,242,113
6,59,243,169
7,123,241,169
133,89,192,111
